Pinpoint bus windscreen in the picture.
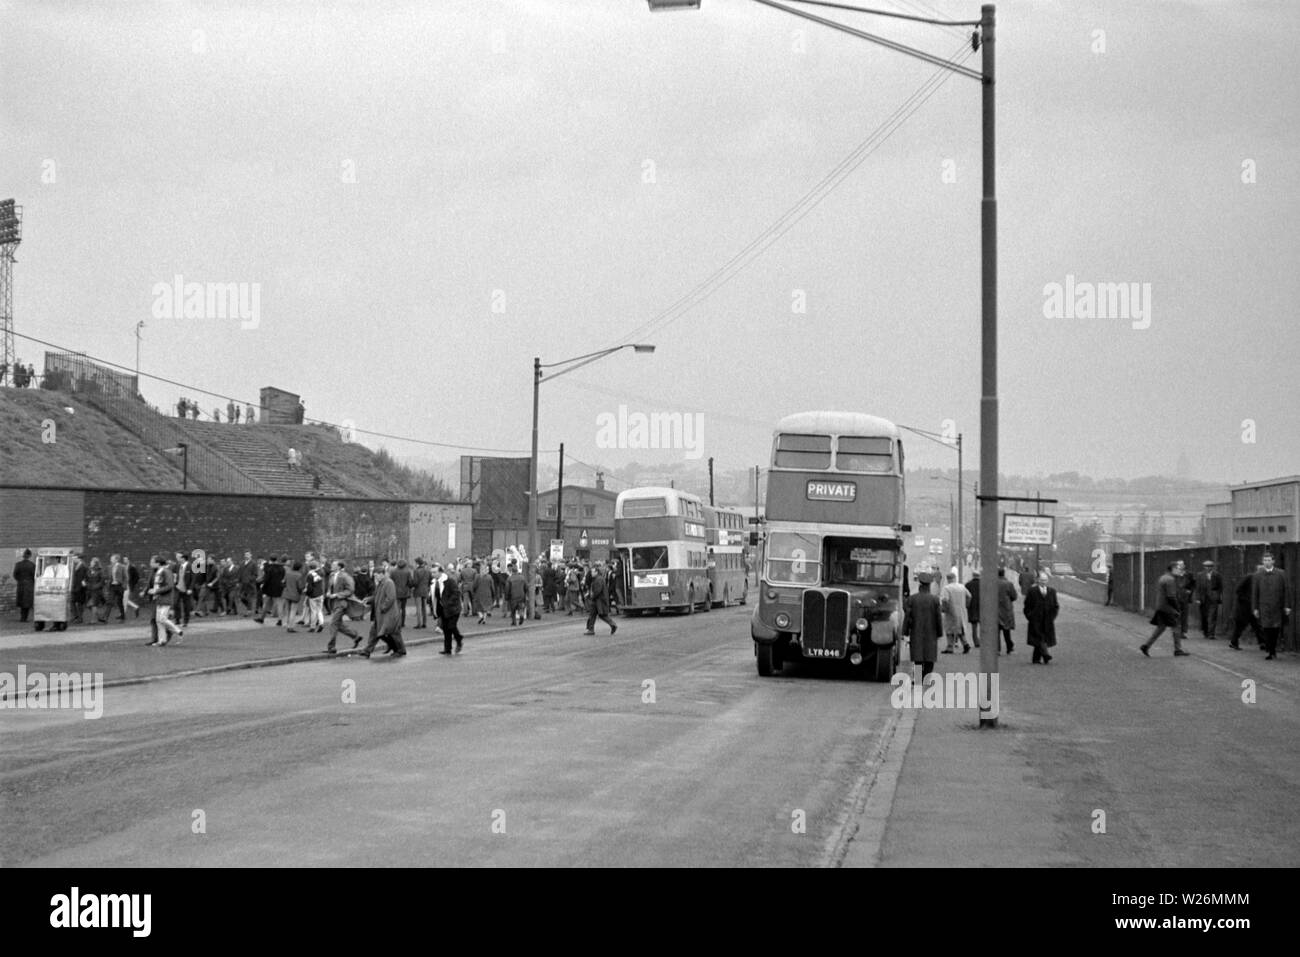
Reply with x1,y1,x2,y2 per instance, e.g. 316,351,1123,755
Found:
773,434,831,470
825,539,896,584
621,497,669,518
764,531,820,585
835,436,894,473
631,546,668,570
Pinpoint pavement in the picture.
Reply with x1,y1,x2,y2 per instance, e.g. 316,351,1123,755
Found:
846,595,1298,867
0,606,526,688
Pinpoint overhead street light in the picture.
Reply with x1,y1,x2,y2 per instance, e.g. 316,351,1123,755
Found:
528,344,656,618
637,0,999,726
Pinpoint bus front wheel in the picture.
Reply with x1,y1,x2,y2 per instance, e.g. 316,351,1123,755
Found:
756,641,776,676
685,590,694,615
870,645,895,682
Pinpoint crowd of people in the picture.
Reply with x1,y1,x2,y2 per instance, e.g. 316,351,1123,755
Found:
9,548,631,651
1,360,39,388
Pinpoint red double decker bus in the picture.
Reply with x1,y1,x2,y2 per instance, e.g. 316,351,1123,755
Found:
750,411,908,680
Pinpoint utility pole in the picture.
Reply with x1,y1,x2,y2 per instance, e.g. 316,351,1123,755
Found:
708,456,715,506
555,442,565,543
956,433,963,580
754,465,760,524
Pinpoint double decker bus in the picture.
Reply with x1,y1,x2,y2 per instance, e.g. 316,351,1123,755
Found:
751,411,908,680
703,504,749,608
614,487,711,615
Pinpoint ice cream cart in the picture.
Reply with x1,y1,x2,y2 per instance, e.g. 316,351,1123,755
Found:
33,547,73,631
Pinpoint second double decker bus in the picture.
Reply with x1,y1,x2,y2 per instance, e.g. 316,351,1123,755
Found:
750,411,908,680
615,487,711,615
703,504,749,608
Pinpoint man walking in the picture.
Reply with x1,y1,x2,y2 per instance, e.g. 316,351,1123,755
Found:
997,566,1018,654
505,562,529,626
903,572,943,681
1228,566,1263,650
1142,560,1189,657
12,549,35,622
324,560,363,654
237,551,258,616
1195,560,1223,639
1023,569,1060,664
110,554,129,621
411,557,432,629
583,560,617,635
939,571,971,654
147,555,184,647
435,565,465,655
1252,552,1292,661
390,558,413,630
358,564,407,658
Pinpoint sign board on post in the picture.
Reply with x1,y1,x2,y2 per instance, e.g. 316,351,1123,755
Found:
1001,513,1055,545
549,539,565,561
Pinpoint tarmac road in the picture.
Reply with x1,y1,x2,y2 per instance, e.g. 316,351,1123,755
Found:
0,604,898,866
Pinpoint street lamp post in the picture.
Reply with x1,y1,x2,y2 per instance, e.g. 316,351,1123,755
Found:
645,0,997,724
527,344,655,619
178,442,188,490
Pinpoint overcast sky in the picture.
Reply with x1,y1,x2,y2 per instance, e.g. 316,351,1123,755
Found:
3,0,1296,487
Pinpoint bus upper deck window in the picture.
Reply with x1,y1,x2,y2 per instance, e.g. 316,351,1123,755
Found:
836,436,894,473
774,433,831,469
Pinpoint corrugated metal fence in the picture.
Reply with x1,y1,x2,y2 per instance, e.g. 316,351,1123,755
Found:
1112,543,1297,651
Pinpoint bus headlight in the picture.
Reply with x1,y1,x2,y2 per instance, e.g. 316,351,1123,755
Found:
849,652,864,666
766,590,777,600
855,618,869,631
774,613,791,629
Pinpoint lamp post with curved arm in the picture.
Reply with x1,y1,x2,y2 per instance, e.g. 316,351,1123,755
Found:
528,344,655,618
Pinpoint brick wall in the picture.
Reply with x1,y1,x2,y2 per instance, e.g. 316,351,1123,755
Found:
0,485,472,615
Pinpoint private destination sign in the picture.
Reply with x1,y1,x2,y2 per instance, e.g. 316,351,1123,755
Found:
806,480,857,502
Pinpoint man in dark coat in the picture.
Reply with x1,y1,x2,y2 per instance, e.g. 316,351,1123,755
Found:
389,558,413,630
411,558,432,629
505,562,529,626
902,572,943,679
583,561,617,635
997,567,1018,654
1023,570,1060,664
1252,552,1293,661
358,564,406,658
436,565,465,654
1228,567,1263,650
965,571,981,648
237,551,258,616
70,554,88,624
1142,560,1188,657
1194,560,1223,639
257,555,285,625
12,549,35,622
541,560,558,613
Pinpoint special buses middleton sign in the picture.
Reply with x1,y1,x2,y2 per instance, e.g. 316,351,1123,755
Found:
806,480,857,502
1001,513,1056,545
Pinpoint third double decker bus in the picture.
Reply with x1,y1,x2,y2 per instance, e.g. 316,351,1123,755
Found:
615,487,711,615
750,411,908,680
703,504,749,608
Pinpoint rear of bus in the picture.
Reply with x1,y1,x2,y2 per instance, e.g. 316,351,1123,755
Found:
614,488,710,615
704,505,750,608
